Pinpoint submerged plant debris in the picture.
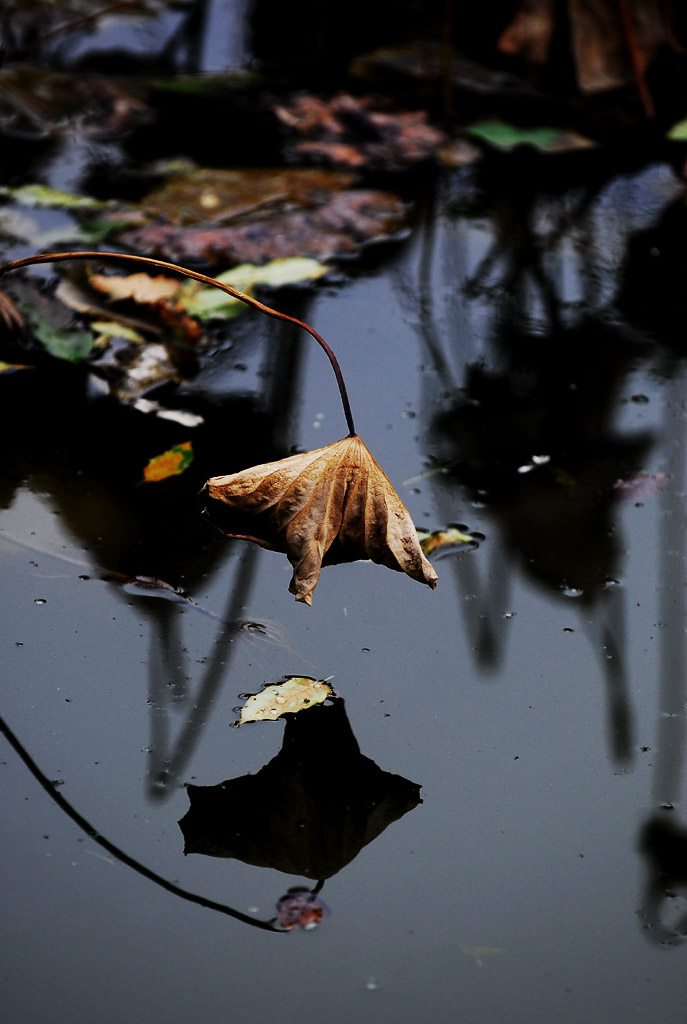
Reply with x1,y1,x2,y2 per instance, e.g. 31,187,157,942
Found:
273,92,446,169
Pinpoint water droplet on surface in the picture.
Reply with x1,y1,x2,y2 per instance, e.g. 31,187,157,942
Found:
631,393,649,403
15,641,23,646
532,455,550,465
560,586,583,598
33,598,47,605
503,612,515,619
563,627,574,633
366,977,381,991
602,578,621,590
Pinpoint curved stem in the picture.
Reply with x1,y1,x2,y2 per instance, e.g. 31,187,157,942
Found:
0,711,282,932
0,250,357,437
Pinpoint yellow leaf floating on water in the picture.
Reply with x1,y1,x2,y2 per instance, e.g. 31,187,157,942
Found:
418,526,476,556
142,441,194,483
237,676,334,725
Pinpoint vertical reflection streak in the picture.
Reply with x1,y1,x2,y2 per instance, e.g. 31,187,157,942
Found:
654,377,687,807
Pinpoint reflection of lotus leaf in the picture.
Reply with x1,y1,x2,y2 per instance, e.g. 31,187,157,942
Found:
178,699,421,879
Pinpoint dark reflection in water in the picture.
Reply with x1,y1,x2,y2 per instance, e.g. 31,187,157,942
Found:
640,817,687,946
636,374,687,947
179,696,422,879
401,152,687,946
1,695,420,933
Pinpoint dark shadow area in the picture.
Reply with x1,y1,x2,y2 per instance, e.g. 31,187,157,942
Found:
639,816,687,946
179,696,422,879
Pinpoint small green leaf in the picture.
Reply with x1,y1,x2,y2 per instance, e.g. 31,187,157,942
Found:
0,184,109,209
180,258,330,320
90,321,145,344
667,119,687,141
30,319,94,362
464,121,594,153
237,676,334,724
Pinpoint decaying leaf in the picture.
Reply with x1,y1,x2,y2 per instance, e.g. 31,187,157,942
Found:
418,526,478,556
237,676,334,724
142,441,193,483
202,434,438,604
274,92,446,170
0,66,150,140
276,889,329,930
115,183,406,265
88,272,181,305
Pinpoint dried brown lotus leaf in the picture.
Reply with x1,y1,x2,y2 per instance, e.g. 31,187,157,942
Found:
202,434,438,605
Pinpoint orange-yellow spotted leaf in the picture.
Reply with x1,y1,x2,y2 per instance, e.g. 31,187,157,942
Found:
89,272,181,305
142,441,194,483
0,361,32,373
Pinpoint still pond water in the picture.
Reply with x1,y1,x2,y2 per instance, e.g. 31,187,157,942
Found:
4,20,687,1024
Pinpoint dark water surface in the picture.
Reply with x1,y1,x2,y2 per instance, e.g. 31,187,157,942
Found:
4,7,687,1021
4,157,687,1022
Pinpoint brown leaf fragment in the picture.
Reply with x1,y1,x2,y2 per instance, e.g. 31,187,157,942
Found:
202,435,438,604
274,92,446,170
0,289,26,338
115,190,406,266
141,167,356,227
497,0,555,66
567,0,668,96
88,272,181,305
